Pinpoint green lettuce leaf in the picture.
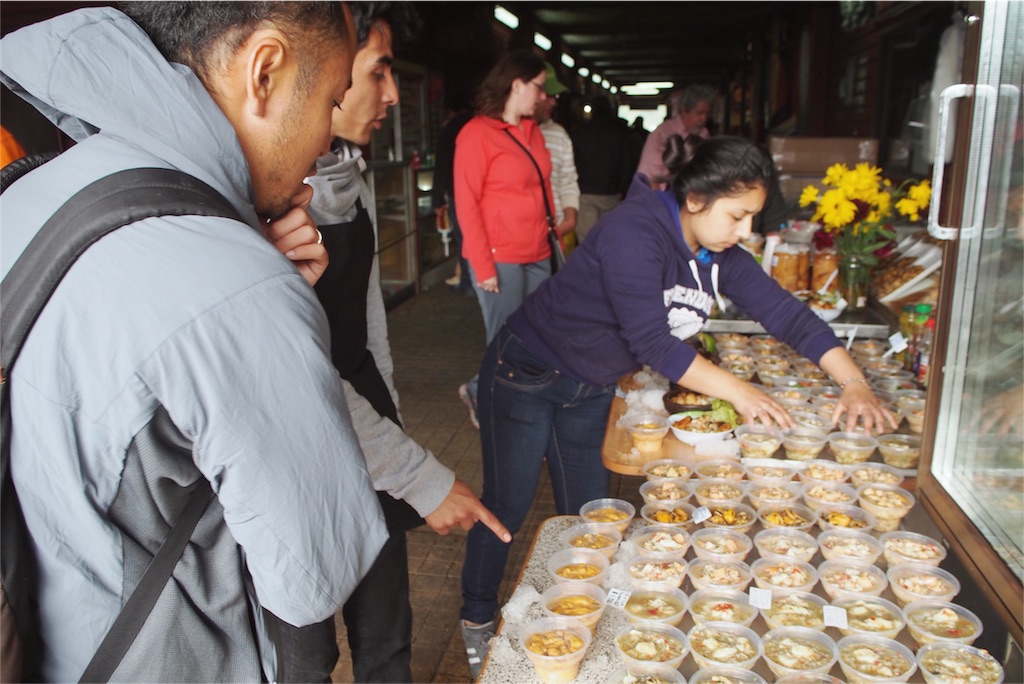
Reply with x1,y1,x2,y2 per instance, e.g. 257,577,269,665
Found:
709,399,739,428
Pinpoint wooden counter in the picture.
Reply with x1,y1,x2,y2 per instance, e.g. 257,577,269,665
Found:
601,396,696,476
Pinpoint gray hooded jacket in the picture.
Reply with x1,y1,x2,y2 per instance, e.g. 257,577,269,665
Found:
305,143,456,515
1,8,389,681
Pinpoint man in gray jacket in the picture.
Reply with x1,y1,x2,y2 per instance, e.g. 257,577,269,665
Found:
0,4,388,681
274,4,510,680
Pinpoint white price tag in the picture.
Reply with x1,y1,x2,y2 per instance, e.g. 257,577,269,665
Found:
888,332,909,353
824,605,849,629
605,588,631,609
748,587,772,610
692,506,711,524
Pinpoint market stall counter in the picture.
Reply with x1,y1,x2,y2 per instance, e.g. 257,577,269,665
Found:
477,501,997,684
476,348,1008,683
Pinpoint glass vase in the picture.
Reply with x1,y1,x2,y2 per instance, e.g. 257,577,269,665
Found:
839,253,870,311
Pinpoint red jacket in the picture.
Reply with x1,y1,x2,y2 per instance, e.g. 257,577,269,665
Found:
454,115,554,282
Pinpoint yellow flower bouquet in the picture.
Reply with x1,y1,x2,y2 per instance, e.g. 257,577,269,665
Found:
798,163,930,309
799,163,931,264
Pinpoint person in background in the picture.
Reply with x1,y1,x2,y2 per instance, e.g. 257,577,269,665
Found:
271,4,508,681
753,165,790,234
453,50,555,432
0,4,388,681
534,62,579,249
637,83,715,186
572,95,632,243
627,116,648,174
458,135,896,676
433,102,475,295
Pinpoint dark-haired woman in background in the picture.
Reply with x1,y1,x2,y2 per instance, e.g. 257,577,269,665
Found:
453,50,555,429
458,134,895,670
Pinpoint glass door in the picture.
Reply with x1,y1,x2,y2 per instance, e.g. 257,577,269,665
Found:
921,0,1022,644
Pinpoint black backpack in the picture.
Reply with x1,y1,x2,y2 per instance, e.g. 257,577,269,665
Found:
0,158,242,682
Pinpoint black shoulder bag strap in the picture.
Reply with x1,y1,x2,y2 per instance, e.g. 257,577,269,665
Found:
1,167,242,683
502,128,556,229
502,129,566,271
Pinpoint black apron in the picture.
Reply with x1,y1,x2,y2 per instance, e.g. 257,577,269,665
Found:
314,201,425,532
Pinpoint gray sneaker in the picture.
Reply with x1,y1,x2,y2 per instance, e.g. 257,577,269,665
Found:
457,383,479,430
460,619,495,681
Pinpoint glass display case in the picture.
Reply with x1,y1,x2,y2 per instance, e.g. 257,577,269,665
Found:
366,161,417,305
368,59,450,296
414,166,450,280
918,0,1022,647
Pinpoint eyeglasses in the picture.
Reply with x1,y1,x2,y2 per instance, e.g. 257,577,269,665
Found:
528,80,546,94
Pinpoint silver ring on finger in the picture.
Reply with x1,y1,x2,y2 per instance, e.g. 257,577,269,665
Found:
315,229,323,245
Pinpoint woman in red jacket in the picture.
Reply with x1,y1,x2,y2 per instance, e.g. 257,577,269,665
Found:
454,50,556,428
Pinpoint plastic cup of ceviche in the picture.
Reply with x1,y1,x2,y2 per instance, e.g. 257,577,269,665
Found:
903,599,983,647
886,563,961,607
689,528,753,564
734,423,783,459
817,528,884,564
626,413,670,453
560,522,622,560
546,547,609,586
837,634,917,684
541,582,607,634
879,530,947,568
752,528,818,564
622,587,689,628
687,620,762,671
828,431,878,465
640,478,692,508
748,482,802,510
579,498,636,533
690,666,767,684
628,524,690,557
603,662,687,684
916,642,1004,684
761,626,838,679
521,617,592,684
831,593,905,639
626,552,689,592
760,591,829,631
614,623,689,670
818,559,888,599
876,433,922,470
856,483,915,533
782,427,830,461
688,588,758,627
642,459,692,483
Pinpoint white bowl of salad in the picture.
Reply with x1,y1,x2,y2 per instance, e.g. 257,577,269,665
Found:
669,400,738,445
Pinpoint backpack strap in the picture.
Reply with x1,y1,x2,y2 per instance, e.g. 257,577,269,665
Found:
1,168,242,682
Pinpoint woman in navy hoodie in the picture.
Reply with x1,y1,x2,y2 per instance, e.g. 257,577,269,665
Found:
458,135,895,655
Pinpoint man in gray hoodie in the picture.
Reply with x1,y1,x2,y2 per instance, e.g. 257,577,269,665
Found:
0,4,389,681
279,4,510,681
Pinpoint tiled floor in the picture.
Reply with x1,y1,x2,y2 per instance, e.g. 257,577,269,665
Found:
329,283,643,683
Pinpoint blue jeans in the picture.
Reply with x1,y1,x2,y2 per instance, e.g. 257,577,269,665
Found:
465,260,551,403
460,325,615,625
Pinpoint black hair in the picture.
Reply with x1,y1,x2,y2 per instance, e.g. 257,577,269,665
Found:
350,2,420,47
123,2,350,93
662,134,774,208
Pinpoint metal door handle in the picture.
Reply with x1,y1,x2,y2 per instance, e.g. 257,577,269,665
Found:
928,84,974,240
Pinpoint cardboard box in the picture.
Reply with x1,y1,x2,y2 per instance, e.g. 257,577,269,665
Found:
769,136,880,175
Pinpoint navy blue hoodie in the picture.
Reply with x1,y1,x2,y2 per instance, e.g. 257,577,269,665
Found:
508,174,842,385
